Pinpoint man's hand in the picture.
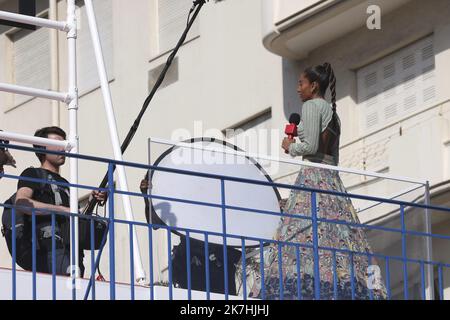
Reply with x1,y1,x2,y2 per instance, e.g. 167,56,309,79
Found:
281,137,295,153
140,173,153,194
91,190,107,203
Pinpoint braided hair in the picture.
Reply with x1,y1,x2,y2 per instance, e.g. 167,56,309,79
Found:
303,62,340,135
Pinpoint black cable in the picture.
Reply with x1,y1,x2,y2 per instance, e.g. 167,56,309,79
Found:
83,0,207,300
83,0,206,216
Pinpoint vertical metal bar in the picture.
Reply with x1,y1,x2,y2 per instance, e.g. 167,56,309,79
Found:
350,252,355,300
311,192,320,300
277,243,283,300
423,181,434,300
148,226,154,300
50,0,60,127
11,207,16,301
241,238,247,300
385,257,391,300
51,213,56,300
296,245,302,300
438,264,443,300
129,223,135,300
83,220,108,300
368,254,373,300
147,138,154,301
204,233,210,300
32,209,36,300
167,229,173,300
108,163,116,300
220,179,229,300
186,231,191,300
400,205,408,300
260,241,265,300
90,216,96,300
147,138,153,226
332,250,338,300
71,211,76,300
420,261,426,300
67,0,79,300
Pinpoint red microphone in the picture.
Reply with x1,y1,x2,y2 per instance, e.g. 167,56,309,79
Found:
284,113,300,153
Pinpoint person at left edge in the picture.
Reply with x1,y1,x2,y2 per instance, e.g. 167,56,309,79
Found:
0,131,16,179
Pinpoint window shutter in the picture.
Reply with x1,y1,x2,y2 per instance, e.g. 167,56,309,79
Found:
76,0,114,95
158,0,199,54
12,27,51,106
357,36,435,133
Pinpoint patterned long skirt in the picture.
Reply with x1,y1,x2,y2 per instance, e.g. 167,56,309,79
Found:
235,166,388,300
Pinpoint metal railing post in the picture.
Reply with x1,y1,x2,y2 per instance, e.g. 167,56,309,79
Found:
11,207,16,301
51,213,56,300
311,192,321,300
220,179,229,300
424,181,434,300
67,0,79,300
31,209,37,300
108,163,116,300
401,205,409,299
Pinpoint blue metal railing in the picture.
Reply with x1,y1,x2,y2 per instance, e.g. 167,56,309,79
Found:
1,142,450,300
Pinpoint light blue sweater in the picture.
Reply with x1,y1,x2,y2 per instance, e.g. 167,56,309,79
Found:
288,98,341,166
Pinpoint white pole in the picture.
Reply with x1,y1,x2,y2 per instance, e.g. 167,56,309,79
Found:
67,0,80,296
0,83,69,102
424,181,434,300
84,0,146,284
50,0,60,126
0,10,68,31
0,131,72,150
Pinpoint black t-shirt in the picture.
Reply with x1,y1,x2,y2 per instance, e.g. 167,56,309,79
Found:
17,167,70,226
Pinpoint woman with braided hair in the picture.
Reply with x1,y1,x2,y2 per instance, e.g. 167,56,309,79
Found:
235,63,387,300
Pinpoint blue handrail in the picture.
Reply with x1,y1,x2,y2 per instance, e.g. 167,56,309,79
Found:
1,142,449,300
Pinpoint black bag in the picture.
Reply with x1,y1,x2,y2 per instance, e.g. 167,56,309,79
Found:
60,214,108,251
79,216,108,250
1,168,63,270
171,236,241,295
1,194,33,270
1,167,51,270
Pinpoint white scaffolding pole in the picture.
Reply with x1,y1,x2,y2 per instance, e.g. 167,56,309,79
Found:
0,2,81,296
66,0,80,297
84,0,146,284
0,10,68,31
0,131,72,150
0,83,70,102
0,0,146,290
